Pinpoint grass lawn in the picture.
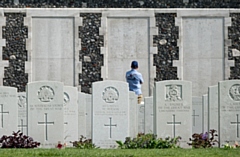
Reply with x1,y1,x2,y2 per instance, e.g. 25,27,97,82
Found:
0,148,240,157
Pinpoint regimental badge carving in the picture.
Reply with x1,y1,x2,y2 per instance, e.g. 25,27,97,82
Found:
102,86,119,103
165,85,182,101
229,84,240,101
18,95,26,108
63,92,70,106
38,86,55,102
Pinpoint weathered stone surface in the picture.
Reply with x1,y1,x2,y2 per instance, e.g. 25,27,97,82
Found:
1,1,240,8
79,13,103,94
2,13,28,92
153,13,179,81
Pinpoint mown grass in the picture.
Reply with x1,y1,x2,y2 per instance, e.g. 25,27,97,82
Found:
0,148,240,157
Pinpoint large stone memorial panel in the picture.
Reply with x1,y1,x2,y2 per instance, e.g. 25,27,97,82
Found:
107,18,150,97
27,81,64,148
0,87,17,135
203,94,209,133
219,80,240,146
32,18,74,85
92,80,129,148
138,104,145,133
154,80,192,148
182,18,224,96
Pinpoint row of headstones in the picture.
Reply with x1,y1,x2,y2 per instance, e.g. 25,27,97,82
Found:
0,80,140,148
1,80,239,148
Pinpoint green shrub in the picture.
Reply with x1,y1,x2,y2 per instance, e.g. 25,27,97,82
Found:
70,135,98,149
188,129,218,148
116,133,181,149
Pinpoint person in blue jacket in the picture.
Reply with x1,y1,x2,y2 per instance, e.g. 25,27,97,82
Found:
126,61,144,104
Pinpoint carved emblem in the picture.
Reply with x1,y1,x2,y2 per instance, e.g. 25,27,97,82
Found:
102,86,119,103
18,95,26,108
63,92,70,106
38,86,55,102
229,84,240,101
166,85,182,101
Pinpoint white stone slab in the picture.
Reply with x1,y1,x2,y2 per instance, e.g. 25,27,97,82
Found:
182,17,224,96
192,96,203,133
92,80,129,148
144,96,153,134
63,86,78,146
138,104,145,133
219,80,240,146
32,17,74,86
78,92,86,138
203,94,209,133
106,17,150,97
27,81,64,148
129,91,138,138
85,94,92,139
154,80,192,148
0,87,18,135
208,85,219,147
18,92,27,135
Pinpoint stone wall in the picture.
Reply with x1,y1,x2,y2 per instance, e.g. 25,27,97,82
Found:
1,0,240,8
0,9,240,95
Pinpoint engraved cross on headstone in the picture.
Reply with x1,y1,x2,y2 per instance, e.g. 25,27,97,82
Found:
0,104,9,128
104,117,117,138
192,110,199,127
38,113,54,141
18,119,27,133
167,114,181,137
230,114,240,138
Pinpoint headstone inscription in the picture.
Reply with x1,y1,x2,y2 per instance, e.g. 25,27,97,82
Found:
78,92,86,137
63,86,78,146
154,80,192,148
138,104,145,133
0,86,18,135
18,92,27,135
92,80,129,148
208,85,219,147
219,80,240,146
129,91,138,138
192,97,203,133
144,96,153,134
27,81,64,148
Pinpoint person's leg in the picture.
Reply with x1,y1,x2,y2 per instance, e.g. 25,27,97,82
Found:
137,94,143,104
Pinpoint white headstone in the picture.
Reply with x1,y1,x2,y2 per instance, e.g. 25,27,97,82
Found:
63,86,78,146
208,85,219,147
78,92,86,137
154,80,192,148
92,80,129,148
202,94,209,133
138,104,145,133
129,91,138,138
18,92,27,135
144,96,153,134
27,81,64,148
0,87,18,135
85,94,92,139
192,96,203,133
219,80,240,146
